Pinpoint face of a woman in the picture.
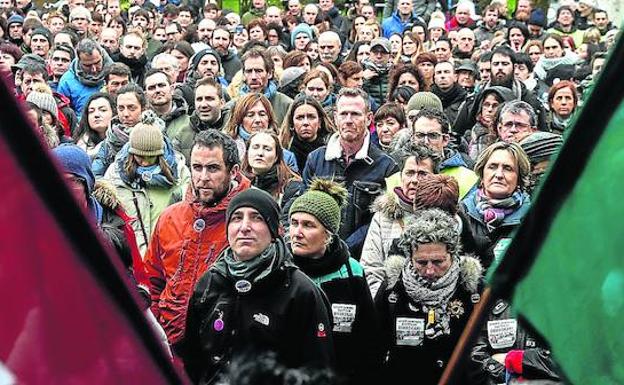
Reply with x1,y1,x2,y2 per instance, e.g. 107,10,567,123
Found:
527,45,542,64
508,28,525,51
429,27,444,41
247,132,277,173
345,71,364,88
249,26,265,41
171,49,189,72
306,42,319,60
356,44,370,63
543,37,563,59
298,57,311,72
0,52,15,72
413,26,426,43
551,87,575,118
271,55,283,71
480,94,500,126
133,154,158,167
412,242,452,283
353,16,366,33
289,212,328,258
389,35,402,55
402,36,416,55
417,61,435,80
358,25,374,42
304,77,330,102
376,116,402,146
398,72,419,91
482,149,519,199
87,97,113,134
576,43,589,60
294,32,310,50
242,100,270,133
267,29,280,45
233,29,249,48
293,104,320,142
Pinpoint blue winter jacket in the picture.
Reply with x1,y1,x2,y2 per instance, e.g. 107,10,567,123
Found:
57,63,103,119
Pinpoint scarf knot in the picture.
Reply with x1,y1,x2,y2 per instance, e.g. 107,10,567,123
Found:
475,188,525,232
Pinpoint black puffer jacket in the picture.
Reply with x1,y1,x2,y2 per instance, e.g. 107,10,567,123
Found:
182,239,335,384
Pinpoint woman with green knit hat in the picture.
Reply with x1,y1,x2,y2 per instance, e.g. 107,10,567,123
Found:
288,178,383,385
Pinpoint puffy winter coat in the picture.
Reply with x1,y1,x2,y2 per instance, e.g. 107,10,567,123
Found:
182,238,335,384
57,63,103,119
103,141,190,255
143,172,251,345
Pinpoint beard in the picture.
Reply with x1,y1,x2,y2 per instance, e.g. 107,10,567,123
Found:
490,71,513,87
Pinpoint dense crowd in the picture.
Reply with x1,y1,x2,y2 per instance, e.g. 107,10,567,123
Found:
3,0,618,382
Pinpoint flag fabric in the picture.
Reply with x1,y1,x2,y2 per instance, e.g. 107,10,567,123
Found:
489,34,624,385
0,80,184,383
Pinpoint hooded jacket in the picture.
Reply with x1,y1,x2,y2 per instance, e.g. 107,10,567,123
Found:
143,172,251,345
161,95,193,162
362,59,393,107
182,237,335,384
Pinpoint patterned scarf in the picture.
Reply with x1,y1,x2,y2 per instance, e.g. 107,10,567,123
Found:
401,258,460,339
239,80,278,100
475,188,525,232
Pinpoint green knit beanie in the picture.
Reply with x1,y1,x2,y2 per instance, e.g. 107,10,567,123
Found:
289,178,348,234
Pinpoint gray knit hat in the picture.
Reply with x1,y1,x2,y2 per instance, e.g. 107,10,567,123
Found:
407,92,443,115
129,123,164,157
27,90,57,118
289,178,347,234
519,131,563,165
279,66,307,88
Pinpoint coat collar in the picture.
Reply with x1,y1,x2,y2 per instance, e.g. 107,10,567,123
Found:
324,132,373,163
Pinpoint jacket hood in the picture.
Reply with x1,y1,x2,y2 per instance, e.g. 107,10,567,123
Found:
440,149,469,170
475,86,516,110
161,94,189,123
384,254,483,293
371,189,413,220
92,179,123,211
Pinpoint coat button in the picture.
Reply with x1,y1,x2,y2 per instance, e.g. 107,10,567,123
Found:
488,364,496,370
436,360,444,367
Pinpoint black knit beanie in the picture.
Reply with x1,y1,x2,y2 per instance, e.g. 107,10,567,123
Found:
226,188,280,238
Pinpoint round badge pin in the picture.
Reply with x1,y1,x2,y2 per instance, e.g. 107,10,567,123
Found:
193,218,206,232
235,279,252,293
213,318,224,332
142,171,152,182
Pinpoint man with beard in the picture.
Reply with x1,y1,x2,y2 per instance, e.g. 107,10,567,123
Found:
114,32,149,86
144,69,192,161
474,5,505,46
211,26,241,83
186,48,227,87
431,61,466,126
196,18,216,44
512,0,532,23
318,31,343,67
144,129,251,350
454,46,546,137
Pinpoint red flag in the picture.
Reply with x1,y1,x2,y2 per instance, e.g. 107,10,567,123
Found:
0,80,185,384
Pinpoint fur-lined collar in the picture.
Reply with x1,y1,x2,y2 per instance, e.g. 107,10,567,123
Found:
372,190,413,220
384,254,483,294
324,132,372,162
92,180,123,211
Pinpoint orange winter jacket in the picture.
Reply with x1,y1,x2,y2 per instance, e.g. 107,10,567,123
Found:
144,173,251,345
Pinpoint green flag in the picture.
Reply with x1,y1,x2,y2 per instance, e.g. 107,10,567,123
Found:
489,37,624,384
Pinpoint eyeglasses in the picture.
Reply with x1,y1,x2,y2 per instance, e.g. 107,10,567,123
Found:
413,132,443,141
500,121,531,130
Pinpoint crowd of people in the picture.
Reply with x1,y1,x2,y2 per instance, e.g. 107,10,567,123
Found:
3,0,618,382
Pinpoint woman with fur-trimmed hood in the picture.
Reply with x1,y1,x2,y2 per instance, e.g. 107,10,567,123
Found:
375,208,484,385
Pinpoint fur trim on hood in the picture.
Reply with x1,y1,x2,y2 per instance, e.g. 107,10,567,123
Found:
384,254,483,293
92,180,123,211
372,190,408,220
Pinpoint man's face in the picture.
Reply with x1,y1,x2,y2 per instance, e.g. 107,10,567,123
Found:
243,56,271,92
514,63,530,81
265,7,282,24
120,34,144,59
89,20,103,36
484,9,498,27
288,0,301,15
457,70,475,89
99,28,119,52
79,50,103,76
455,5,471,24
515,0,531,20
361,5,375,19
319,0,333,12
228,207,272,262
195,84,222,123
557,9,573,27
497,110,534,142
165,24,182,43
177,11,193,27
132,15,149,29
528,24,542,38
334,95,371,145
593,12,609,30
63,173,88,210
370,46,389,66
400,156,434,199
197,54,220,77
190,145,237,205
434,40,451,62
543,37,563,59
30,34,50,57
592,57,605,77
434,62,456,90
412,243,452,282
145,73,173,108
49,50,72,77
303,5,318,24
457,29,475,53
21,72,46,97
490,53,513,85
116,92,142,126
204,8,218,20
252,0,265,8
48,16,65,34
9,23,23,39
106,74,129,97
107,0,120,16
478,61,491,84
318,34,341,63
0,0,13,8
153,57,179,84
197,19,215,43
412,117,448,154
397,0,412,15
211,29,231,55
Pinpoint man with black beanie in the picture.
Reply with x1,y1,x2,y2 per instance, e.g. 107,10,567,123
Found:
182,188,335,384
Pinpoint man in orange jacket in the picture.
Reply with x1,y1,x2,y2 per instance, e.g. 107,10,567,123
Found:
144,130,251,350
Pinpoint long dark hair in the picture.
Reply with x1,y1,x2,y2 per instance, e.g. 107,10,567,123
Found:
73,92,115,144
